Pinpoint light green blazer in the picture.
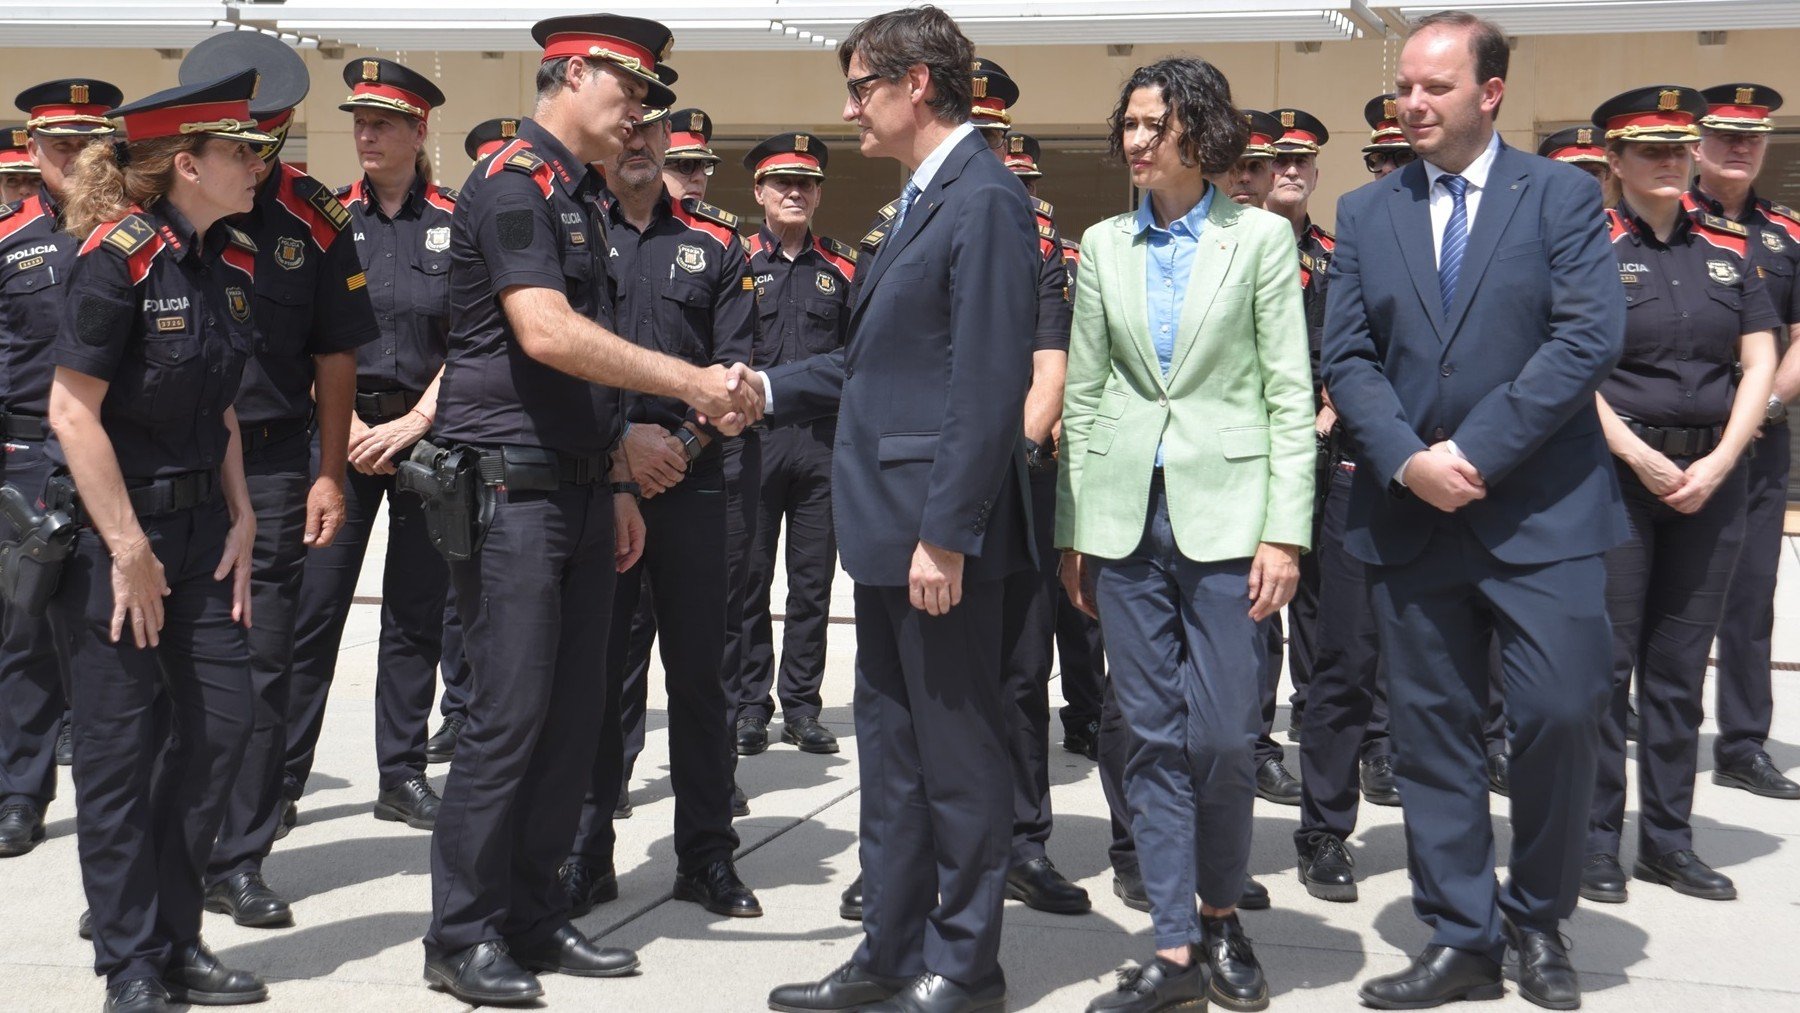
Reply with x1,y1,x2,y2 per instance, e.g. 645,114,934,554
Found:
1055,194,1315,561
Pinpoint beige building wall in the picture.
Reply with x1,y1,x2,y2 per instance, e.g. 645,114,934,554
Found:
6,28,1799,225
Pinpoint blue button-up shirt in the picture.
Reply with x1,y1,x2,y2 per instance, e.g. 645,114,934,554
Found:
1132,184,1213,464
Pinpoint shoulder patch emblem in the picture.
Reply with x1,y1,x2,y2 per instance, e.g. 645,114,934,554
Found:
1032,196,1055,218
1702,213,1747,236
225,286,251,323
676,243,706,274
104,216,156,256
815,271,837,295
1707,259,1740,285
308,185,351,231
1763,230,1784,252
274,236,305,270
425,226,451,253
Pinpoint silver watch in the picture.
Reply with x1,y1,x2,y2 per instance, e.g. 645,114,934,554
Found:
1768,397,1790,425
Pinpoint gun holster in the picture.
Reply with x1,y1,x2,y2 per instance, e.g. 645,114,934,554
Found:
0,483,77,617
396,440,493,562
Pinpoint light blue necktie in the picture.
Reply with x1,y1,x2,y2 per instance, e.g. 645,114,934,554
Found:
1438,173,1469,316
891,180,922,234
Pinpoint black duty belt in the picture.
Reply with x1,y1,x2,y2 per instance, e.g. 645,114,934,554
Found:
241,418,310,454
0,412,47,442
472,445,608,490
1624,420,1724,458
356,389,423,424
49,469,219,526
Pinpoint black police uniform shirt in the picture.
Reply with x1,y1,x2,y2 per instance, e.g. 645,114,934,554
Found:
339,174,458,393
746,224,855,370
1298,217,1335,392
1030,197,1072,353
1604,205,1782,428
434,117,621,459
601,190,754,435
1682,184,1800,334
234,161,379,428
50,202,256,479
0,189,78,416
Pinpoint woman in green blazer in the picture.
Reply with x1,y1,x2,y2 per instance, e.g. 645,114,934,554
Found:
1059,58,1314,1013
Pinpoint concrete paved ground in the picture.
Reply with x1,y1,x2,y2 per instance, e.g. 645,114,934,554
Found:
3,527,1798,1011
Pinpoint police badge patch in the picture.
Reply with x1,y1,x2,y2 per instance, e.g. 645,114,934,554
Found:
226,287,251,323
676,244,705,273
815,271,836,294
274,236,305,270
1706,259,1740,285
1764,231,1784,253
425,226,451,253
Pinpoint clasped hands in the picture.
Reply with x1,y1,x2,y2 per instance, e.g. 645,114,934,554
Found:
1404,440,1486,512
690,362,765,436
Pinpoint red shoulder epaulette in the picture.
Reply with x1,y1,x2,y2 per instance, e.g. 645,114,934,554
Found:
338,179,367,209
424,183,457,214
485,140,554,199
1605,208,1632,244
272,163,350,251
1060,238,1081,266
1692,213,1748,257
673,198,742,250
814,235,857,280
1310,222,1336,252
1759,199,1800,243
0,194,47,243
79,210,166,286
745,233,767,258
220,224,257,281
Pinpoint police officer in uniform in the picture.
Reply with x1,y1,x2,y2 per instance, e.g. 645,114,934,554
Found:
735,132,853,760
171,33,380,930
1539,126,1611,185
421,16,759,1002
1687,84,1800,800
0,125,40,205
47,70,275,1012
282,57,465,872
662,106,721,202
1579,85,1780,906
1214,110,1279,208
560,104,763,921
0,78,120,858
1361,93,1416,178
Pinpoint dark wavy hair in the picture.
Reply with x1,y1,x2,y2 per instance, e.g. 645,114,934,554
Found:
837,6,973,125
1106,58,1247,175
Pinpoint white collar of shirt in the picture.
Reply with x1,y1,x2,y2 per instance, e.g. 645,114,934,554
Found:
906,121,976,197
1423,130,1502,264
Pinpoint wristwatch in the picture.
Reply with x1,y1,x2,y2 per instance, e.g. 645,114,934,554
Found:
609,481,641,498
1768,397,1790,426
676,426,703,462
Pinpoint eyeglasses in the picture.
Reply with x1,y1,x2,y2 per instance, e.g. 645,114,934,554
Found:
666,160,715,177
1364,150,1418,174
845,72,887,108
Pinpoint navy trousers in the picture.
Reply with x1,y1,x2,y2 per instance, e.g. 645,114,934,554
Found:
1712,423,1790,768
1000,463,1060,864
0,442,69,813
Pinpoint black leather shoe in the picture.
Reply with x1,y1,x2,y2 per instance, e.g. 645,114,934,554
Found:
1361,753,1401,807
1238,876,1270,911
1005,857,1092,914
1634,849,1736,901
737,715,769,756
558,860,618,918
55,720,73,766
865,971,1006,1013
424,941,543,1005
782,715,840,754
78,909,92,940
511,923,638,978
1713,752,1800,800
0,803,45,857
1505,921,1579,1011
1297,831,1357,902
1358,945,1503,1010
673,859,762,917
733,781,751,817
1085,950,1207,1012
203,871,293,928
105,978,172,1012
1062,719,1101,761
164,939,268,1005
1112,872,1150,913
840,874,864,920
374,775,440,830
1578,853,1627,904
1201,912,1267,1011
1255,757,1301,805
768,960,910,1012
272,798,297,842
424,715,464,765
1487,753,1511,797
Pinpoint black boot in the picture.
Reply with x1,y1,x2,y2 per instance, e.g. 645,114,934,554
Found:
673,858,762,917
1296,831,1357,902
1004,857,1091,914
558,860,618,918
0,803,45,858
839,874,864,921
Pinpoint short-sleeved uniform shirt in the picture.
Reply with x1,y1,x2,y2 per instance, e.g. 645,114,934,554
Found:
1030,197,1072,354
233,161,379,428
433,117,621,458
0,189,79,416
746,225,855,370
339,174,458,393
1298,217,1335,396
1684,184,1800,343
1604,205,1782,428
50,202,257,478
602,190,754,434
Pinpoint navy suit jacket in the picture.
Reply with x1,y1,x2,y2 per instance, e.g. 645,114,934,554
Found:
1321,141,1629,567
767,130,1037,586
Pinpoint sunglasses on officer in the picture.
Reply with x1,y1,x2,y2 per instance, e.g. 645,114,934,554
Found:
666,159,715,177
1365,150,1417,174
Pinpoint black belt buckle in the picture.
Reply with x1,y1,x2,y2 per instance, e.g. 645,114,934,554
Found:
0,412,47,442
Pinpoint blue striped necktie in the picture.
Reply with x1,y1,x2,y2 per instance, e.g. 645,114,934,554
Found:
1438,173,1469,315
891,180,922,234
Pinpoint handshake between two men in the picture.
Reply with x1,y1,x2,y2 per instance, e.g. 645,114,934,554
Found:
622,362,767,498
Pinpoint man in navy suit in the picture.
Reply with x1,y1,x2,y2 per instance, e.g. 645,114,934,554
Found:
1321,11,1627,1010
752,8,1036,1013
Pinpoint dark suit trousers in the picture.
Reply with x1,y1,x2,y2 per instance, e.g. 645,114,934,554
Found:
209,434,309,884
852,581,1010,987
1591,460,1747,859
1297,463,1386,844
1371,521,1611,960
1054,593,1106,732
1254,614,1287,765
1712,424,1790,768
1001,464,1059,864
573,465,738,873
738,419,837,724
0,443,69,811
426,484,616,956
56,500,251,987
1097,480,1262,950
1097,676,1137,880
